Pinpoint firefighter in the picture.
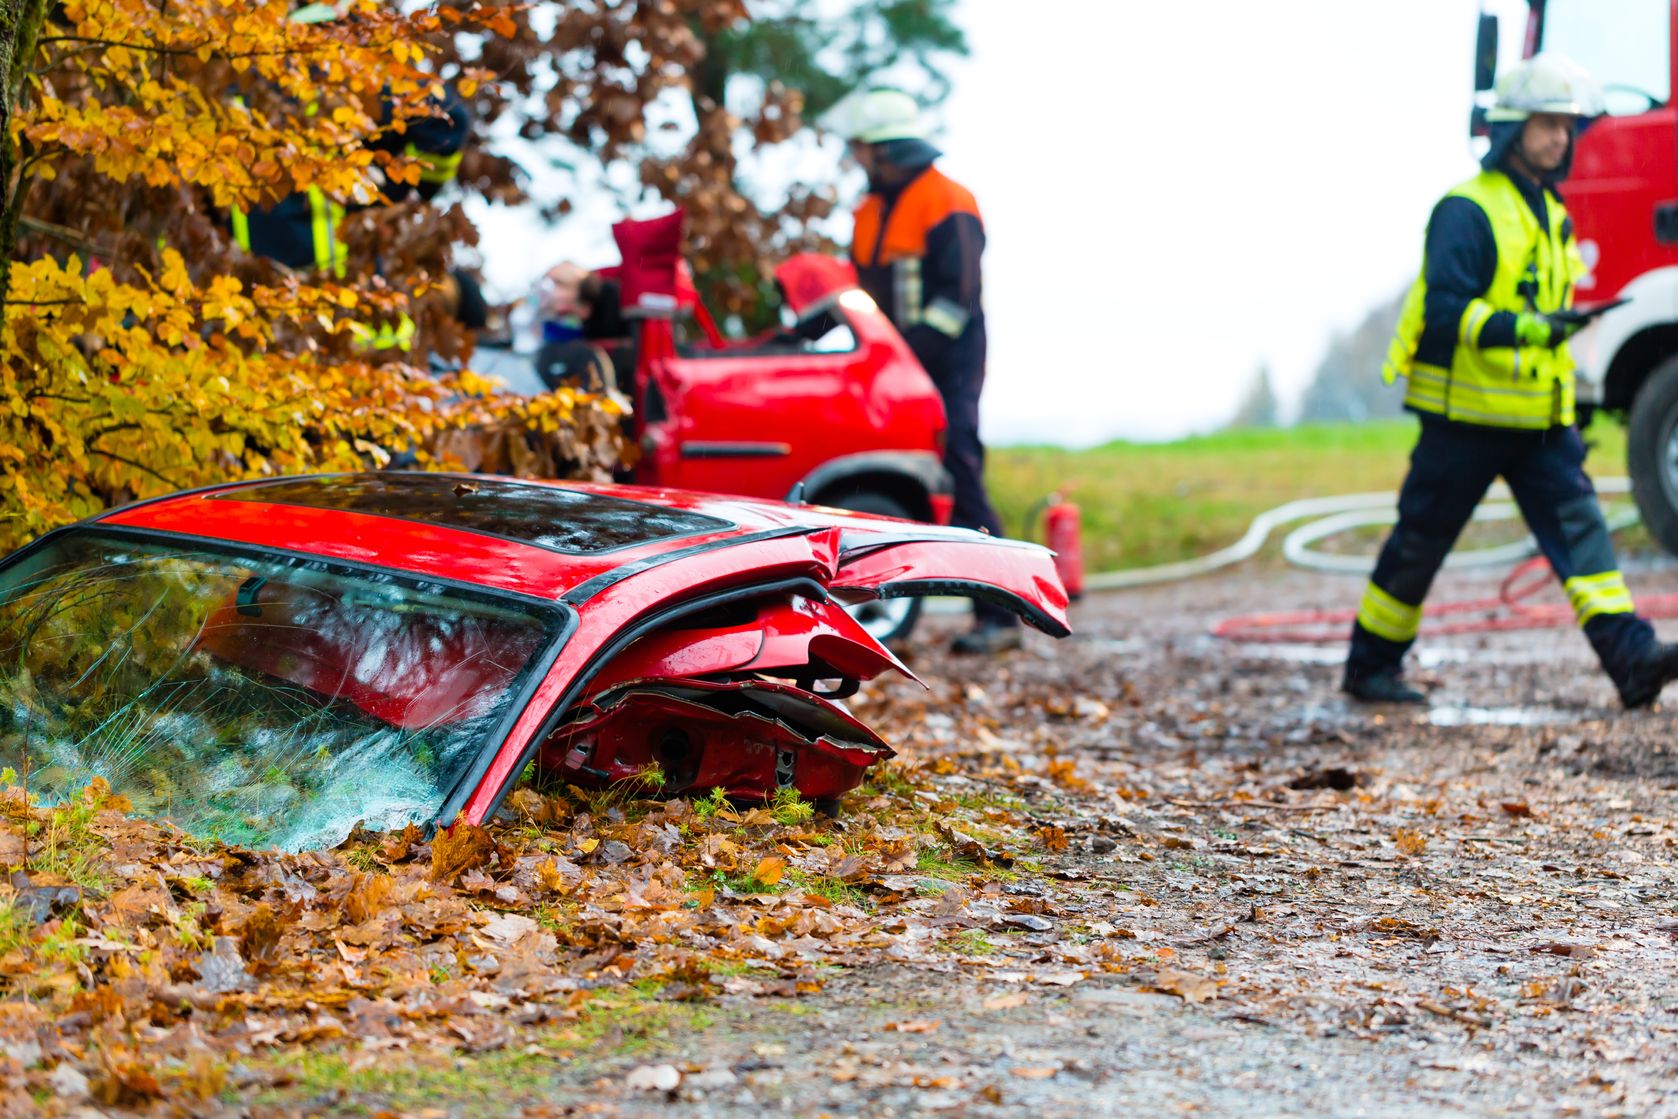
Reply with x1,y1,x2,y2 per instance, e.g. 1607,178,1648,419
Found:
231,2,471,350
824,87,1019,655
1346,54,1678,708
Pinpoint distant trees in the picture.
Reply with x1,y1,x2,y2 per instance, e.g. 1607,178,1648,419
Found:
1297,291,1408,423
1226,364,1280,429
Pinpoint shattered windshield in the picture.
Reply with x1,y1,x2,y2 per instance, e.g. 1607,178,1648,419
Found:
0,532,561,851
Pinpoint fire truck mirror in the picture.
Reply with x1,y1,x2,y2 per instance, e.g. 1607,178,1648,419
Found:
1474,13,1499,92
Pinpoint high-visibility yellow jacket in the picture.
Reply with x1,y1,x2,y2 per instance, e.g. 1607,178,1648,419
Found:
1383,170,1586,429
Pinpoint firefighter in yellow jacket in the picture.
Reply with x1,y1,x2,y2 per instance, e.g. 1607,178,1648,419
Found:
1347,54,1678,707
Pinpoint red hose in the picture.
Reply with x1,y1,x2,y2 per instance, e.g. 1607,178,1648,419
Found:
1212,557,1678,643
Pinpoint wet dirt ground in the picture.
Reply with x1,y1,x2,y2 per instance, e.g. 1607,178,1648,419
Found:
521,562,1678,1119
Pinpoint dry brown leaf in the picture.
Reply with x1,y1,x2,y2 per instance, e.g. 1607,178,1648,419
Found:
237,903,285,968
982,992,1029,1010
0,826,24,869
885,1019,941,1033
1532,941,1596,958
878,838,917,873
345,873,395,925
1151,967,1220,1004
431,823,500,882
381,822,424,863
753,856,786,887
1393,827,1428,856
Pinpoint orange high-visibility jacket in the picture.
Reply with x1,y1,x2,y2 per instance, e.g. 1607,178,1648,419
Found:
850,166,984,346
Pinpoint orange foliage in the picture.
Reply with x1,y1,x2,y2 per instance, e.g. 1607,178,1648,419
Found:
0,0,624,551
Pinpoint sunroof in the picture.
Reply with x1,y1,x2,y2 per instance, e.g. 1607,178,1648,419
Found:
215,475,734,554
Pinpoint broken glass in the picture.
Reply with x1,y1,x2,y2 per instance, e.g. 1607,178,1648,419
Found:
0,532,561,851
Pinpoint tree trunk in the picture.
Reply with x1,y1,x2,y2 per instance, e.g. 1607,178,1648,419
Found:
0,0,48,308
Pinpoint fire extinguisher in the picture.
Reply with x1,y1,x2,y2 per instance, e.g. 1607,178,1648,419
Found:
1040,493,1084,601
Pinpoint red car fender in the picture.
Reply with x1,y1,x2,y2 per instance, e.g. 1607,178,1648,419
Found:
582,590,918,699
834,538,1072,637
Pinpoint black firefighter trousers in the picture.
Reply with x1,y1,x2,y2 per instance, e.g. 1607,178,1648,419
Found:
917,319,1016,630
1346,416,1655,688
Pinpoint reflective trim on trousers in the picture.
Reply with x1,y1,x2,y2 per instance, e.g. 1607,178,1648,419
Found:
1356,581,1422,644
1564,570,1636,625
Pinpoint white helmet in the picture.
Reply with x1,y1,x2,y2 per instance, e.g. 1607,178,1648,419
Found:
1487,53,1605,122
818,88,928,144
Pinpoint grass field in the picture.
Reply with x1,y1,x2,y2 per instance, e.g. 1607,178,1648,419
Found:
987,417,1638,573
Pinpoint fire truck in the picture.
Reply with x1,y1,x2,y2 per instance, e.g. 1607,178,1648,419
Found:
1475,1,1678,551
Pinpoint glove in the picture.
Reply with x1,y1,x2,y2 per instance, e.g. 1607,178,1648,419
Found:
1515,312,1582,349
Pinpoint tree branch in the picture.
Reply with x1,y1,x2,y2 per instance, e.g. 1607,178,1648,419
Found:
87,443,178,487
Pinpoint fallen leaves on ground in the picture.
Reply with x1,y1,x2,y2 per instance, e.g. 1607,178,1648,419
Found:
7,567,1678,1115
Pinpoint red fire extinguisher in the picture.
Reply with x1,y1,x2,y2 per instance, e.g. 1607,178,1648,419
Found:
1043,493,1084,601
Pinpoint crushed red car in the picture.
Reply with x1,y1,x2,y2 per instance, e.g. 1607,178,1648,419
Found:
0,474,1068,851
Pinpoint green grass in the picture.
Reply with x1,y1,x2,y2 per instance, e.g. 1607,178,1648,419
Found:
783,868,869,908
936,929,998,957
20,790,112,893
986,417,1638,572
248,985,718,1116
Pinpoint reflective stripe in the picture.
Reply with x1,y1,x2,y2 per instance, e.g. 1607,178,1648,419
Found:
307,186,347,279
1563,571,1636,624
349,312,416,353
1459,299,1494,346
1356,581,1423,643
406,143,463,185
893,257,923,328
1405,359,1563,429
922,296,969,339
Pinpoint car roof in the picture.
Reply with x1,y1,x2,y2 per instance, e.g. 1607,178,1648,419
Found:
96,473,827,601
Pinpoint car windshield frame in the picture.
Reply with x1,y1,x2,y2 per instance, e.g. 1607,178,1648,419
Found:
0,523,575,850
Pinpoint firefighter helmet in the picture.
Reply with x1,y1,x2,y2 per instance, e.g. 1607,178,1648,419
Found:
819,88,928,144
1487,53,1605,122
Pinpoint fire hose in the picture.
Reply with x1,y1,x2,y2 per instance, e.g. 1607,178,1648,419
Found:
1059,477,1678,642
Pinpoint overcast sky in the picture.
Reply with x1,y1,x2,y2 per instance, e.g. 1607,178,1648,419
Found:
471,1,1519,446
934,0,1508,444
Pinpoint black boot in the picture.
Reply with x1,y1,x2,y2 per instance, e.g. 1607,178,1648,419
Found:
950,624,1023,656
1342,668,1426,705
1615,642,1678,709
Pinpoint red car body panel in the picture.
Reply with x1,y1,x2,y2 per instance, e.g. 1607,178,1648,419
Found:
606,216,953,523
581,593,916,699
66,473,1069,835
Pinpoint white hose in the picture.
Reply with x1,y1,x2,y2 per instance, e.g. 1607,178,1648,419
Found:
1083,476,1638,591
